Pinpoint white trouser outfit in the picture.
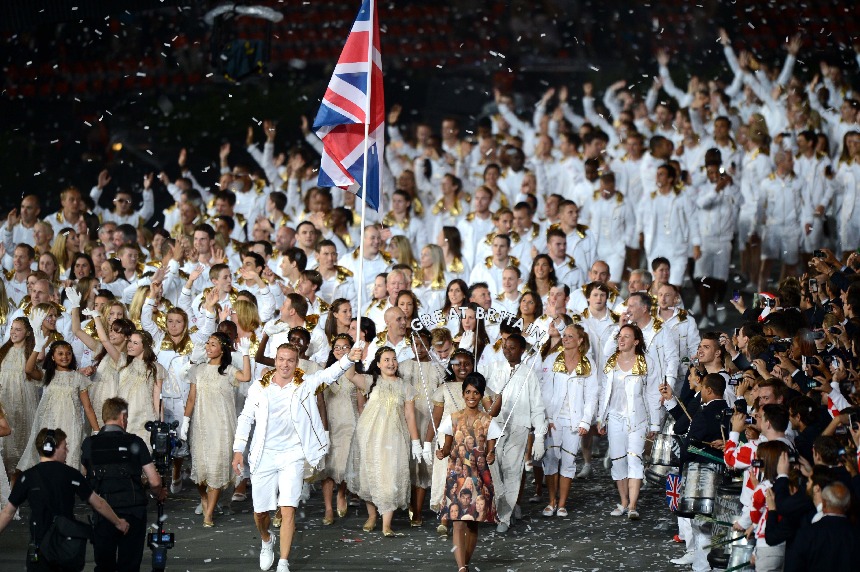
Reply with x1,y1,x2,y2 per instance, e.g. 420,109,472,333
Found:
693,241,732,281
488,425,529,525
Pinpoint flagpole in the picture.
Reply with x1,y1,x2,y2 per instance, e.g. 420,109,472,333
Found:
356,0,375,326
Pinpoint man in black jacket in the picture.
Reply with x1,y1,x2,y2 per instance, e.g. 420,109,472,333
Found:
765,464,833,550
81,398,166,572
785,482,860,571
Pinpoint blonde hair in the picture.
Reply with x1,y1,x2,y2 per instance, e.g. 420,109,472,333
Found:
418,244,446,285
389,235,417,268
50,228,76,272
128,286,151,327
233,299,261,333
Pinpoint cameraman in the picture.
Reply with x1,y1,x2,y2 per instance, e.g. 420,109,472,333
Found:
0,428,129,571
81,398,167,572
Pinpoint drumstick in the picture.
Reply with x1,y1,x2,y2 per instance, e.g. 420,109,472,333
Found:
675,395,693,423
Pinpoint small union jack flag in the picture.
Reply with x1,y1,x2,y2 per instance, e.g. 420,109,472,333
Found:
666,472,682,511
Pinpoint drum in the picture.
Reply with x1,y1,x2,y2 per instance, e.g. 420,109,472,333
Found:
651,432,682,466
645,463,672,486
725,536,754,572
706,483,745,569
677,462,723,517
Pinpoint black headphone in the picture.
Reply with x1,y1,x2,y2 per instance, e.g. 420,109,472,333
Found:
42,429,57,456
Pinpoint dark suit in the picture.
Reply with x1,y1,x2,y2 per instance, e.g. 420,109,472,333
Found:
668,397,729,465
784,514,860,572
764,475,814,549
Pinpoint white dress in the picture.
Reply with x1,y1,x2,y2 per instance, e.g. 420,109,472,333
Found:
189,364,239,490
346,377,415,513
399,360,444,489
118,359,166,450
0,347,40,472
17,370,92,472
321,374,359,484
88,353,124,427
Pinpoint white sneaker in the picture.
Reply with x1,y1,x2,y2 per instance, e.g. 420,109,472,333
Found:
715,306,727,324
670,551,695,565
260,532,276,571
195,502,203,515
495,522,509,533
276,559,290,572
170,479,183,494
576,463,592,478
609,504,627,517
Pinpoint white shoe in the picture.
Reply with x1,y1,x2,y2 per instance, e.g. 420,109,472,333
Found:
195,502,203,515
513,504,522,520
715,306,727,324
276,559,290,572
496,522,509,533
170,479,183,494
697,316,713,329
670,551,695,565
576,463,592,478
260,532,276,571
610,504,627,517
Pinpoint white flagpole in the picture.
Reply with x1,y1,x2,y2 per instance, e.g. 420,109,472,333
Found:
356,0,375,324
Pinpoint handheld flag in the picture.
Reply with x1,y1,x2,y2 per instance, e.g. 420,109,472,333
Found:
312,0,384,210
666,472,682,511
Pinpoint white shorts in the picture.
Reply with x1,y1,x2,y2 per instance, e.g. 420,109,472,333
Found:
606,414,646,480
251,451,305,512
693,242,731,281
542,423,581,478
761,225,800,265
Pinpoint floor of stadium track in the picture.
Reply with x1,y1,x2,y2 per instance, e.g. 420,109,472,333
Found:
0,457,702,572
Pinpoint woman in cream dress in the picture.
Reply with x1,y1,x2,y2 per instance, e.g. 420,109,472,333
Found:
0,317,39,483
345,346,422,536
180,332,252,527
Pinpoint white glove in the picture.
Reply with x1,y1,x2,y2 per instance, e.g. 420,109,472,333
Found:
64,287,82,310
458,330,474,350
349,341,366,362
237,337,251,357
263,320,290,336
179,416,190,441
81,307,100,319
554,318,567,334
33,329,48,353
177,361,194,382
411,440,423,462
324,430,330,444
422,441,434,464
29,308,47,334
532,434,546,462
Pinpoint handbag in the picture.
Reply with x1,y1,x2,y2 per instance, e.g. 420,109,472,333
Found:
31,465,93,571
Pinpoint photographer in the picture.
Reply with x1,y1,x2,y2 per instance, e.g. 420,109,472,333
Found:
81,398,166,572
0,428,129,572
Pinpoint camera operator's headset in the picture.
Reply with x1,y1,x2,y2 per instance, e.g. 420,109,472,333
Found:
42,430,58,456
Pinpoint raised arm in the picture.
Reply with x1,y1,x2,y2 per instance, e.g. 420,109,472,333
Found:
86,307,122,363
67,288,100,352
235,338,253,383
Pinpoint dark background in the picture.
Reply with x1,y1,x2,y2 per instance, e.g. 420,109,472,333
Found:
0,0,857,218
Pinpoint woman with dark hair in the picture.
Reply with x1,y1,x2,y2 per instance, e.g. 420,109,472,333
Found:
0,317,37,486
396,290,420,323
323,298,353,344
19,335,99,473
516,292,543,338
111,328,165,448
597,323,661,520
349,317,376,373
436,371,501,572
439,226,471,283
181,332,252,527
320,333,363,525
344,346,422,536
455,303,491,364
746,440,792,571
525,254,558,304
441,278,468,336
68,252,96,281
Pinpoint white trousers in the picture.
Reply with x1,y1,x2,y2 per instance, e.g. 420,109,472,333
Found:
488,425,529,525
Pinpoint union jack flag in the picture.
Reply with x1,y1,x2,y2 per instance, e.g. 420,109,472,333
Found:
666,472,682,511
313,0,384,210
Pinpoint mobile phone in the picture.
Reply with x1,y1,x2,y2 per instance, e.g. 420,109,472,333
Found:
811,330,825,340
806,356,820,366
850,412,859,430
809,279,818,293
814,249,826,259
733,327,740,338
732,289,740,301
829,326,842,335
801,356,807,368
766,298,777,308
751,459,763,468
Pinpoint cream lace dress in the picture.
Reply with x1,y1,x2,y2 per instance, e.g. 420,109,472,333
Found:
189,364,239,490
346,377,415,513
118,359,166,450
0,347,40,472
429,381,467,511
321,374,359,484
399,360,444,489
88,353,124,427
17,370,92,472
